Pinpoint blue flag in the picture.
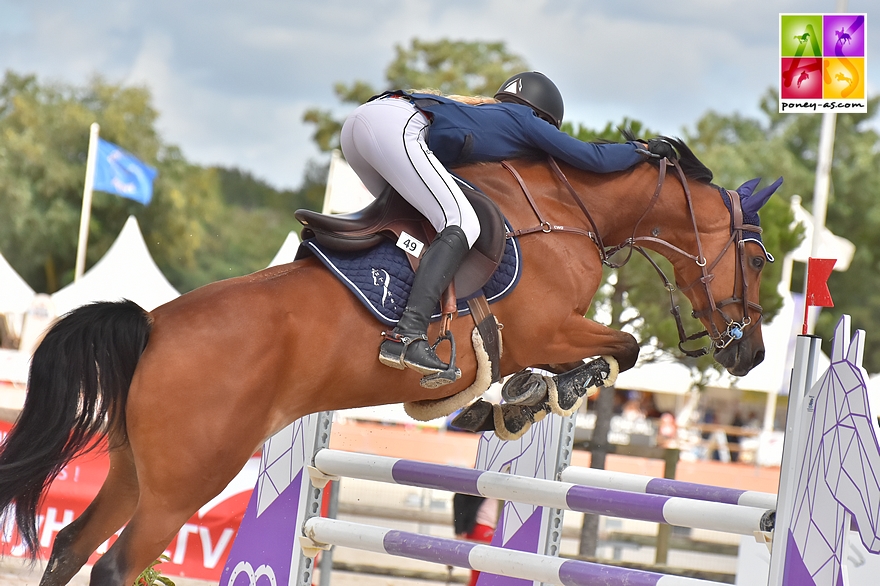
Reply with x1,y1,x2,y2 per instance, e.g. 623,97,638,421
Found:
93,138,157,205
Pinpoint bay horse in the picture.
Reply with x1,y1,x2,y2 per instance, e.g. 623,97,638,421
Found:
0,139,777,585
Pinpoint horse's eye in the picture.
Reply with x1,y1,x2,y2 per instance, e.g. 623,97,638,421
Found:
750,256,765,271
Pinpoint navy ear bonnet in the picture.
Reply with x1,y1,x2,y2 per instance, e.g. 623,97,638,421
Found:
718,176,783,262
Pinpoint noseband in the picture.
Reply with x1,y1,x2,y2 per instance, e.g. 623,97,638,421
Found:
502,157,763,358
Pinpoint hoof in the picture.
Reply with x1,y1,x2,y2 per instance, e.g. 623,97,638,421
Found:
494,403,550,441
450,399,495,432
501,371,548,406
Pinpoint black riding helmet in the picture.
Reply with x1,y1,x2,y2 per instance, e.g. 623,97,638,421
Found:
494,72,565,128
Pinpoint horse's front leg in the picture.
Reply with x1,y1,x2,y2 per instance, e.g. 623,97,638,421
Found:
512,312,639,413
451,314,639,438
529,312,640,371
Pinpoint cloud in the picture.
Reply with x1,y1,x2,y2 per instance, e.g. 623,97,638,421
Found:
0,0,876,189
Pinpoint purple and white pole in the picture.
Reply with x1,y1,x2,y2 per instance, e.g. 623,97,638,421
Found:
302,518,730,586
312,450,774,536
560,467,777,510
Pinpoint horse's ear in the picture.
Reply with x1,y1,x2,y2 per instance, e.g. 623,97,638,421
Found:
741,176,783,215
735,178,762,198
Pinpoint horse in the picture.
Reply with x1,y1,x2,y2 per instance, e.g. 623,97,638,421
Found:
0,138,777,585
797,71,810,88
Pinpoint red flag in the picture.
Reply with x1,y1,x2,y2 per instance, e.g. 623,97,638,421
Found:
802,258,836,335
806,258,836,307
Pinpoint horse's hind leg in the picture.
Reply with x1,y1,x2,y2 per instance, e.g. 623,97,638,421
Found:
40,448,139,586
88,504,190,586
88,452,248,586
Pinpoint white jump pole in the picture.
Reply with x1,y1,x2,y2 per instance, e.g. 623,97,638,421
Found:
559,467,777,511
302,517,731,586
311,449,774,537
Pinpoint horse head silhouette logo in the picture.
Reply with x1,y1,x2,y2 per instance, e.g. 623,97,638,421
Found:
371,268,396,308
783,315,880,585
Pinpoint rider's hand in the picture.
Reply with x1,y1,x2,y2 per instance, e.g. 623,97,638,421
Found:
646,138,677,160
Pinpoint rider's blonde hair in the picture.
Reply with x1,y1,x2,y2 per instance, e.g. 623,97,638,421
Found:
412,89,498,105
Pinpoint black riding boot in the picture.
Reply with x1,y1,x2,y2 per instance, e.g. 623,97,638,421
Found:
379,225,469,375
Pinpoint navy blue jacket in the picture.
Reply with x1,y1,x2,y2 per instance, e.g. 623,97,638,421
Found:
404,92,645,172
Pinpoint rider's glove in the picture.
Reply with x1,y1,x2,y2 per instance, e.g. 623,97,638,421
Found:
646,138,678,161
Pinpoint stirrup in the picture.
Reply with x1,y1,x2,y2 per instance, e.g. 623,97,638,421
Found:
419,330,461,389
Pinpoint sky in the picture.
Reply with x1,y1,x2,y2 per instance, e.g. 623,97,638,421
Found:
0,0,875,191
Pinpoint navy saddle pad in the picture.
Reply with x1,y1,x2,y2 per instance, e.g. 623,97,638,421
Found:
300,230,521,326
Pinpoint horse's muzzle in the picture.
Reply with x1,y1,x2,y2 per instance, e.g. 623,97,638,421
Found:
714,339,765,377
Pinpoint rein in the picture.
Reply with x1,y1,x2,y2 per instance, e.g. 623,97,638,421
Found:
501,157,763,357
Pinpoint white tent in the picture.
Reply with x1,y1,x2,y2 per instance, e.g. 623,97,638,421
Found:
615,350,696,396
267,231,301,267
0,251,35,315
51,216,180,315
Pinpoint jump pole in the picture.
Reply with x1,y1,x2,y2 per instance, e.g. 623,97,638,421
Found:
559,467,777,510
302,517,730,586
309,449,775,537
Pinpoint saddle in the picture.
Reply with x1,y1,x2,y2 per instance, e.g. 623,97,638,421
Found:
295,181,507,299
295,181,508,384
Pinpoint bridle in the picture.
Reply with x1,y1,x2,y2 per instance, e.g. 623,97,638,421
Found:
502,156,763,358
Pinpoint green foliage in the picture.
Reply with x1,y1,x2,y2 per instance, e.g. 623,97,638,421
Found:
134,555,175,586
303,38,528,153
561,118,655,144
0,71,318,295
385,39,528,97
161,163,325,292
0,71,219,292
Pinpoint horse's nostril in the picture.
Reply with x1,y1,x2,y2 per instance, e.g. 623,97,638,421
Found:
754,349,765,367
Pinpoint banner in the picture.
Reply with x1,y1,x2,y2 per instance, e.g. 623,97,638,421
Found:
0,421,254,581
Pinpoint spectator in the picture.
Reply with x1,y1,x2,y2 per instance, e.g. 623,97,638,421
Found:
658,412,678,447
453,493,499,586
622,394,646,422
728,412,746,463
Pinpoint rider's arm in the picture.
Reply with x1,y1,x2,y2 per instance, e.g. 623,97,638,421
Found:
523,115,647,173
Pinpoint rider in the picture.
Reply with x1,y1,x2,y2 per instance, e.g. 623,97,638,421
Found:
340,71,656,383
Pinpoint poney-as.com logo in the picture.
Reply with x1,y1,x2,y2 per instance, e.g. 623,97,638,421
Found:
779,13,867,113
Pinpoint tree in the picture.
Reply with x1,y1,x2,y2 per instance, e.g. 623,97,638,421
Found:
0,71,222,293
303,39,528,153
0,71,324,295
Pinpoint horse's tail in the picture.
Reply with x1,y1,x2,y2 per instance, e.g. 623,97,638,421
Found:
0,299,151,558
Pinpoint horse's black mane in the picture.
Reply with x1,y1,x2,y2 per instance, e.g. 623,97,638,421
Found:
621,130,714,184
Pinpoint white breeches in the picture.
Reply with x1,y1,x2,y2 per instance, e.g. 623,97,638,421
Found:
340,97,481,248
